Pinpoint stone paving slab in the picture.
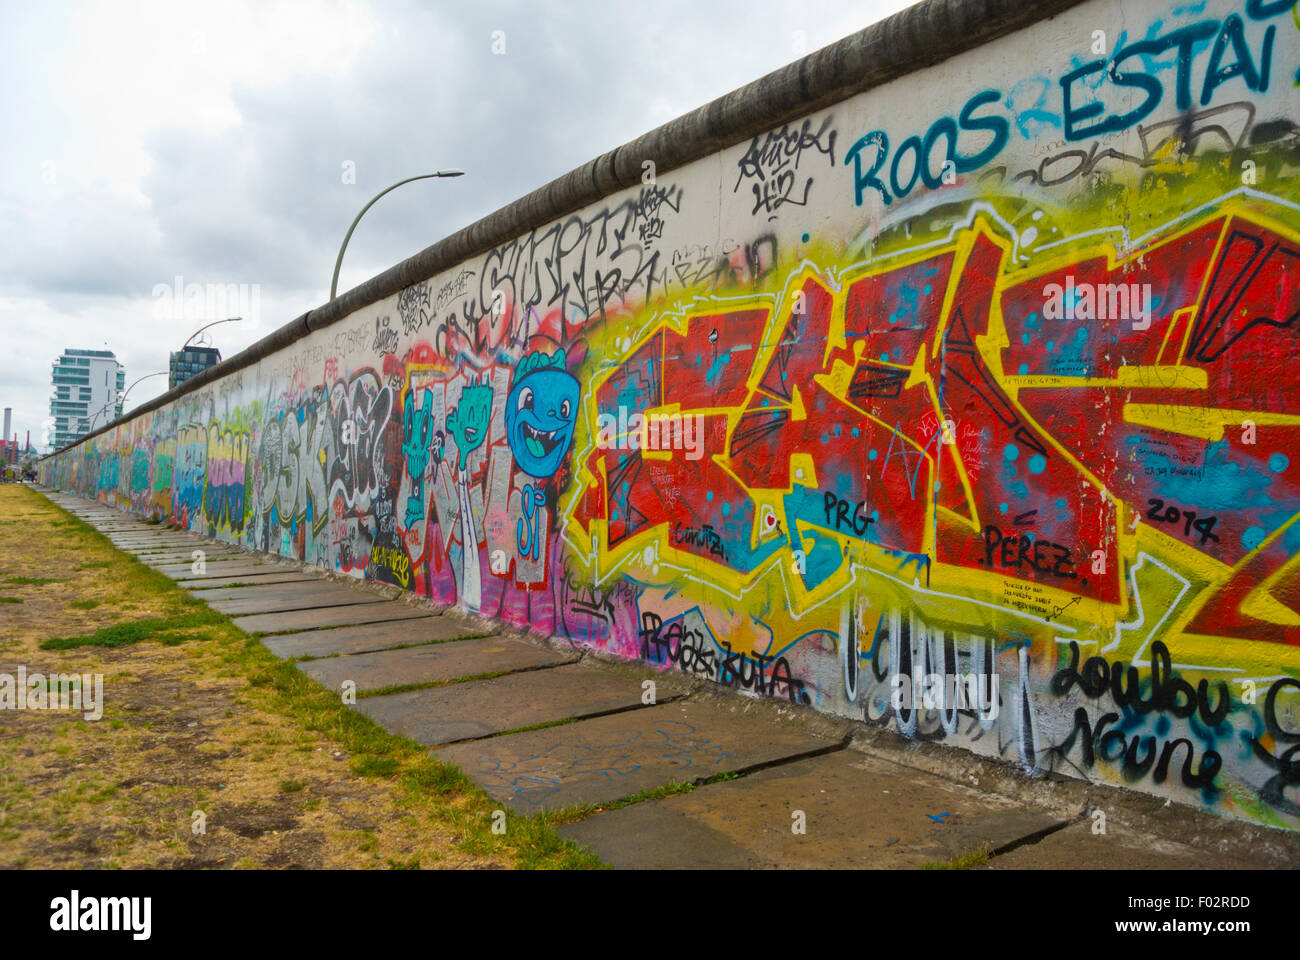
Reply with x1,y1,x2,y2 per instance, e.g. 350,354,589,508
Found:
141,551,247,564
141,555,249,567
179,571,322,589
207,586,389,616
231,602,437,635
146,557,249,567
120,547,207,556
357,663,644,747
297,636,577,691
109,538,196,546
156,561,273,579
102,530,191,537
194,580,380,602
558,747,1061,868
105,530,193,537
117,544,209,553
108,537,197,546
261,617,493,659
438,698,841,814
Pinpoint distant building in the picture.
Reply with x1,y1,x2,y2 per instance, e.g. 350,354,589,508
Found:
1,435,34,466
49,349,125,450
1,408,13,464
169,345,222,389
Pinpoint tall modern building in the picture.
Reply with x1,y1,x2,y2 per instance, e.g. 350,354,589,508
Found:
49,349,125,450
169,345,222,389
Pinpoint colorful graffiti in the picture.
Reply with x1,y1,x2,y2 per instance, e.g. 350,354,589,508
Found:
39,0,1300,832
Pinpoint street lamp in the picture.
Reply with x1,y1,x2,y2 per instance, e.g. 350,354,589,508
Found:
330,170,464,301
86,372,168,432
182,317,241,349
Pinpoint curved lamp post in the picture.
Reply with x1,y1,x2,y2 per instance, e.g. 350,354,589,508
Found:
183,317,241,349
83,317,241,438
330,170,464,301
87,371,168,431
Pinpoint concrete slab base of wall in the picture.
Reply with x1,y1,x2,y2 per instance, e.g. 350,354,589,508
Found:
979,819,1261,870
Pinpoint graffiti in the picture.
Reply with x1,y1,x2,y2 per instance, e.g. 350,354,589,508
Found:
1049,641,1230,789
455,185,685,361
557,558,640,648
397,283,433,336
368,543,411,589
1052,640,1231,725
517,483,546,561
1145,498,1221,545
631,184,680,245
668,235,779,291
1247,677,1300,815
823,491,877,539
639,611,716,679
736,116,837,218
1054,706,1224,788
981,525,1078,580
845,5,1296,206
372,315,399,355
174,425,206,524
37,0,1300,833
447,380,493,611
638,611,811,703
505,349,578,478
256,372,392,540
717,641,811,705
204,422,249,533
402,389,435,527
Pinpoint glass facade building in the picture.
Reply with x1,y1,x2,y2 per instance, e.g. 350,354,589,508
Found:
169,346,222,389
49,349,125,450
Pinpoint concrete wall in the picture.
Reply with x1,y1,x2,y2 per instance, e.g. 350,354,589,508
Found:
40,0,1300,830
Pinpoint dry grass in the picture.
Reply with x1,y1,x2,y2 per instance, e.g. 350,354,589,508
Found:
0,486,599,869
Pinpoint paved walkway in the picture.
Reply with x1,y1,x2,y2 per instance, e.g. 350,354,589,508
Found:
39,488,1300,869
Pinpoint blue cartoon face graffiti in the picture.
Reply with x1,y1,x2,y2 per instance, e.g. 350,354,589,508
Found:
505,349,579,478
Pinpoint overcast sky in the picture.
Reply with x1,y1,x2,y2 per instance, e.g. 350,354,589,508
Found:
0,0,917,451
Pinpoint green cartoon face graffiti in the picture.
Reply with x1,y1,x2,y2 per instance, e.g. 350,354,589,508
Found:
446,383,493,471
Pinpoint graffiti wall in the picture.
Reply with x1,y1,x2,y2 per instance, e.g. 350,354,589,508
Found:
41,0,1300,829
